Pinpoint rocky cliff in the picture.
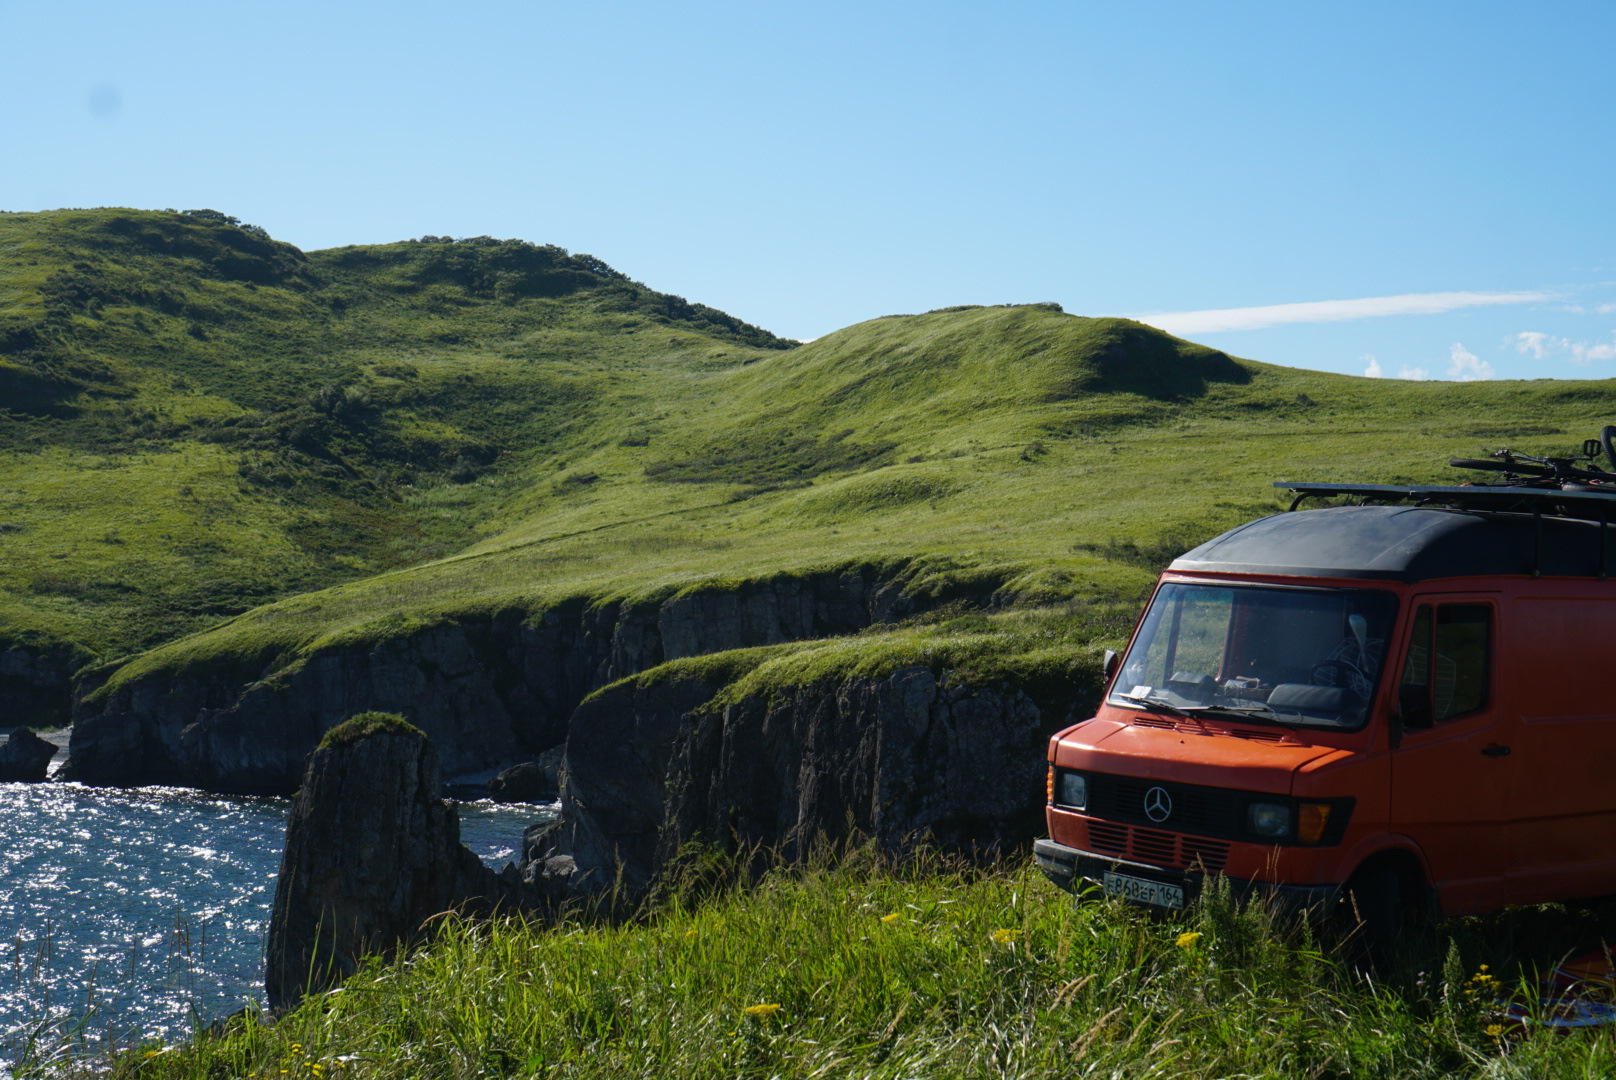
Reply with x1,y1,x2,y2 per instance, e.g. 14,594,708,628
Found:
63,562,1000,794
524,652,1102,907
522,669,733,901
265,713,511,1011
1,642,90,729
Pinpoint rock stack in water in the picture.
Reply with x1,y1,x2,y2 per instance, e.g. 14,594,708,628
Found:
265,712,506,1011
0,728,56,782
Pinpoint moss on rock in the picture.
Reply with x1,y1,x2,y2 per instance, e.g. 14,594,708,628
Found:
318,711,424,750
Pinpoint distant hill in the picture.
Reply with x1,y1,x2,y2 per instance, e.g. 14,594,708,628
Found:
0,208,792,716
7,207,1616,730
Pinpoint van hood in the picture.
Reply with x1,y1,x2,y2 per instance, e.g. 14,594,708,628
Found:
1053,717,1348,794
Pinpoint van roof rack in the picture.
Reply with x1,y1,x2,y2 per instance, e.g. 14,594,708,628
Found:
1278,428,1616,524
1276,481,1616,522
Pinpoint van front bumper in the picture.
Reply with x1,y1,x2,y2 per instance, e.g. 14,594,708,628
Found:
1034,837,1341,921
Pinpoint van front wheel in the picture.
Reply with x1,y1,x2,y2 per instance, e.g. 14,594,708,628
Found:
1337,860,1402,974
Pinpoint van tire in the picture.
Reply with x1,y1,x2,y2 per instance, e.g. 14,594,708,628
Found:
1338,860,1402,975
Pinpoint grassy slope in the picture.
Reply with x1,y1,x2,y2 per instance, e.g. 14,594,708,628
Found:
91,297,1616,701
93,853,1616,1080
0,208,788,665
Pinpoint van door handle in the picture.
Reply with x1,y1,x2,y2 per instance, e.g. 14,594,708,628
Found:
1481,745,1511,757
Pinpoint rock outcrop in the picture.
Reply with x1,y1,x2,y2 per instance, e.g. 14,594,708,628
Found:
0,727,56,782
66,562,998,794
486,744,566,802
524,661,1100,906
264,713,512,1011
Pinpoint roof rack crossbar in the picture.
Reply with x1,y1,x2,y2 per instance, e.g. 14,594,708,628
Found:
1276,481,1616,525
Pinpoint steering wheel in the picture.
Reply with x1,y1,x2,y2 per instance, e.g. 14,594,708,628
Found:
1309,659,1362,688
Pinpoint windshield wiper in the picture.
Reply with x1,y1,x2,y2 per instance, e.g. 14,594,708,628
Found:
1116,691,1195,718
1179,703,1278,721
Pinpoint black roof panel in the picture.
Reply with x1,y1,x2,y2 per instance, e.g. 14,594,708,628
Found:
1170,505,1614,583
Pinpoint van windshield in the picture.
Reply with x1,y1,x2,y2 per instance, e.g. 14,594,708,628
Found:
1110,583,1398,730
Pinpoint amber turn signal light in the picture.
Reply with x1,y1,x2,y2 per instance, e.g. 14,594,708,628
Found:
1297,802,1333,843
1046,765,1055,803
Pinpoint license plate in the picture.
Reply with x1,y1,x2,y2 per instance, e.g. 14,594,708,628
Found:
1102,871,1185,910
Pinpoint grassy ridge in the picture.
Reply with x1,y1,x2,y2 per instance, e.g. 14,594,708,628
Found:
56,852,1616,1080
88,297,1616,704
0,208,789,667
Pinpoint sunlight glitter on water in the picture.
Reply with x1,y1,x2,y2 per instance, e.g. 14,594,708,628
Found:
0,781,553,1060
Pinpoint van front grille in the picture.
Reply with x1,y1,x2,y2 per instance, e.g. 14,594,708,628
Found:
1087,821,1129,856
1079,820,1229,873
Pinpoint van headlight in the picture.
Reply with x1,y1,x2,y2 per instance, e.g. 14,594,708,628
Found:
1058,772,1088,811
1247,802,1291,838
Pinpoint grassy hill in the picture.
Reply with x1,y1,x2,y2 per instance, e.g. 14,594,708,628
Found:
85,301,1616,710
7,205,1616,721
0,207,791,683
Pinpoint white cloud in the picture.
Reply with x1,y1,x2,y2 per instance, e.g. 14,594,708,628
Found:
1506,330,1616,366
1398,366,1429,380
1131,290,1552,336
1512,331,1552,359
1363,355,1384,378
1571,341,1616,365
1448,343,1494,381
1598,302,1616,314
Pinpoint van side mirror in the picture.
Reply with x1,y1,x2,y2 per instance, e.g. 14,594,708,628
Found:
1103,649,1119,680
1398,685,1434,730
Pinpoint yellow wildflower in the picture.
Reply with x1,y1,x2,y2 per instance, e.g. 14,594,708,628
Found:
880,913,900,924
1176,932,1203,949
989,928,1023,945
1485,1023,1505,1038
743,1003,782,1018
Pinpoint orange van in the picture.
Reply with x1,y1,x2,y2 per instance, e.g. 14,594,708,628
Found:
1038,439,1616,950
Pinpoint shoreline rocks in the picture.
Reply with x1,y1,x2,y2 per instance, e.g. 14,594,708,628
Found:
0,728,57,782
486,744,566,802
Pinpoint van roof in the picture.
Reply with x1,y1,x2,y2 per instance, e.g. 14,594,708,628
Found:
1170,504,1615,583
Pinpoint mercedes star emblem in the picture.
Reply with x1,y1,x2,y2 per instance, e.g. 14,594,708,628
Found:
1144,786,1173,823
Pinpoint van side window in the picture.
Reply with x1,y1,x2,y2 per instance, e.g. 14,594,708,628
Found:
1399,603,1490,727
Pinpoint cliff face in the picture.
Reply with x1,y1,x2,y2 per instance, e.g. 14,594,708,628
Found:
523,673,727,901
64,564,976,794
525,660,1098,906
659,667,1056,861
1,643,87,729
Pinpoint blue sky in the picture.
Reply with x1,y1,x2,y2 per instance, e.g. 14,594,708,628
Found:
3,1,1614,381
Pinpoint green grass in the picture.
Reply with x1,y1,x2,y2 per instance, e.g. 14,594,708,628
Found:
46,852,1616,1080
316,711,421,750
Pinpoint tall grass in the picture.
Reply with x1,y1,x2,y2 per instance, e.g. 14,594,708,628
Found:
30,852,1614,1080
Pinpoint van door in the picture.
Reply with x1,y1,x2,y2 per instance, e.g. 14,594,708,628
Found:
1503,596,1616,903
1389,597,1508,915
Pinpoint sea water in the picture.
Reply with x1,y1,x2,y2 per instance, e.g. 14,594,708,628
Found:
0,780,552,1059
